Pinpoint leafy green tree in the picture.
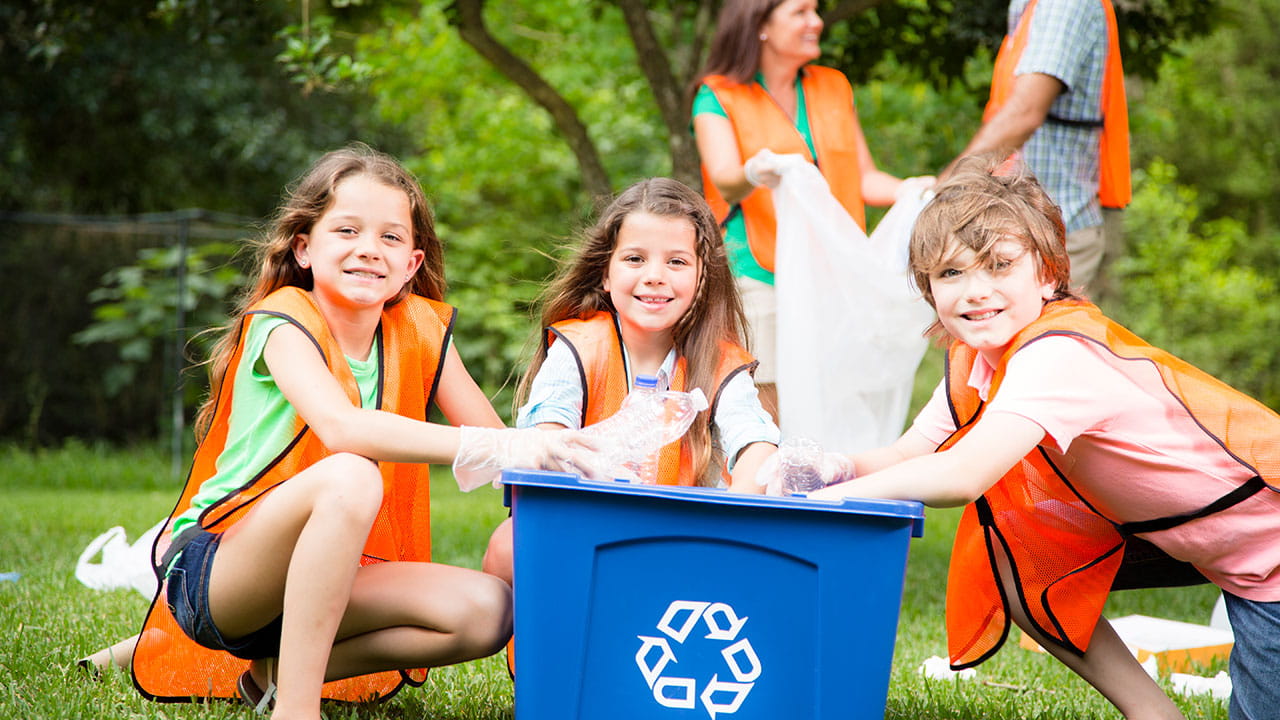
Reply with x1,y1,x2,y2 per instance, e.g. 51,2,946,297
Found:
0,0,410,215
1110,160,1280,409
1115,0,1280,410
361,2,670,415
73,239,246,399
438,0,1219,194
1129,0,1280,238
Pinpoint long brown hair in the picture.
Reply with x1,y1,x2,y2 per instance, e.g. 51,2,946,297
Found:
194,143,445,438
518,177,748,486
691,0,786,95
909,153,1079,342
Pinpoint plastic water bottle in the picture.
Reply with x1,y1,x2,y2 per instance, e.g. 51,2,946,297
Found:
583,374,709,484
628,374,662,484
778,436,826,494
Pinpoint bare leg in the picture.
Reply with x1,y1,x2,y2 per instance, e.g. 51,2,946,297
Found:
482,518,514,586
78,634,139,673
992,543,1183,720
322,561,510,680
208,452,385,720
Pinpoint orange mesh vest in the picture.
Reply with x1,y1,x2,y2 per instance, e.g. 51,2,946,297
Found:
701,65,867,272
943,300,1280,668
548,311,756,486
132,286,454,702
985,0,1131,208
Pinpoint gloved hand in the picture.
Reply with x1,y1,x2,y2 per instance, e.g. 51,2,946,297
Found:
743,148,808,189
755,437,856,496
453,426,609,492
894,175,937,201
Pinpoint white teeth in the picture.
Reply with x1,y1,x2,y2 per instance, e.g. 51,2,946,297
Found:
968,310,998,321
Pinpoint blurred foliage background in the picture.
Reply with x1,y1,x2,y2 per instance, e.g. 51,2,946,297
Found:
4,0,1277,464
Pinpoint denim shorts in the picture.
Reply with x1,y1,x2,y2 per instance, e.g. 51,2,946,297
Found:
1222,591,1280,720
166,528,283,660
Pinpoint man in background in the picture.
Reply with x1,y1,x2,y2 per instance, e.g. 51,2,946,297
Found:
945,0,1130,296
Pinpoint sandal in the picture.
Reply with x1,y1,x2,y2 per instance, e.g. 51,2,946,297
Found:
73,657,102,680
236,658,277,715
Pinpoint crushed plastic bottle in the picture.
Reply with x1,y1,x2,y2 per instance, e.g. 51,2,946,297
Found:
777,436,827,494
582,374,709,484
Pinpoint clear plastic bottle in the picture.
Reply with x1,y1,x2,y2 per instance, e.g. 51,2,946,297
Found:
626,374,661,484
582,374,708,484
778,436,826,494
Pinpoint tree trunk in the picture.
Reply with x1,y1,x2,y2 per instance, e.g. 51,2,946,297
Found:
447,0,613,199
445,0,892,199
615,0,706,188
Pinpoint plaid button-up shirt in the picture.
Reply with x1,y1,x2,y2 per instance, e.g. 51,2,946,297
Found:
1012,0,1108,233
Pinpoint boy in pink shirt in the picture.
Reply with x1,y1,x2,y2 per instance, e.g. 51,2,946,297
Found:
792,154,1280,720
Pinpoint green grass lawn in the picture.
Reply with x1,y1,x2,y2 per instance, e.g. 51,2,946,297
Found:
0,441,1229,719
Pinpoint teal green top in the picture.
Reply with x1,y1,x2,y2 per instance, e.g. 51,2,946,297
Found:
693,73,816,286
170,315,380,542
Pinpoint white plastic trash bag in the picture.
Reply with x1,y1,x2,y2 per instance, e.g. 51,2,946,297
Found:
772,157,934,454
871,182,934,278
75,519,166,598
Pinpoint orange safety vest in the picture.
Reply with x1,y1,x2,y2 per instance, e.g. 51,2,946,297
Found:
985,0,1131,208
132,286,454,702
548,311,757,486
701,65,867,272
942,300,1280,668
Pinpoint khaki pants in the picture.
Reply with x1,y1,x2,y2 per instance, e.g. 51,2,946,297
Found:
1066,208,1125,298
736,276,777,384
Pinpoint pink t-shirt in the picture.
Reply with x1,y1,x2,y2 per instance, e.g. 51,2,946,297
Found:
913,336,1280,600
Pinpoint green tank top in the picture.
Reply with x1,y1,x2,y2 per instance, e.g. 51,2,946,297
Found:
170,315,380,540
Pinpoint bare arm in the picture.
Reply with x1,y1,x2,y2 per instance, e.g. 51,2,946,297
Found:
811,412,1046,507
848,426,942,476
435,343,504,429
693,113,753,206
264,323,463,464
728,442,777,494
941,72,1064,179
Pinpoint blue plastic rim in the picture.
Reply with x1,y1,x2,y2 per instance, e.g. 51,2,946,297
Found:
504,469,924,720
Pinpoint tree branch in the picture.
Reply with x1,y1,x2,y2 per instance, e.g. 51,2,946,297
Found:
615,0,701,185
446,0,612,198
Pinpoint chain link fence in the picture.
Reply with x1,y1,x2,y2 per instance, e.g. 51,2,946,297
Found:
1,209,257,478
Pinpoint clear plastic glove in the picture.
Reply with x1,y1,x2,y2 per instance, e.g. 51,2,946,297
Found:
743,148,808,189
453,426,610,492
894,175,937,201
755,437,856,496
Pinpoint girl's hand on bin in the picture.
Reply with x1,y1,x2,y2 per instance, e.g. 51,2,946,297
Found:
453,427,607,491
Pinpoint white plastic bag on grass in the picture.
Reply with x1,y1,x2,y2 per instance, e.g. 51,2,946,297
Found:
75,519,165,598
772,157,933,453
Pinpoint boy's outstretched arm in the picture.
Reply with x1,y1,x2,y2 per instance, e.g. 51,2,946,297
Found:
811,412,1046,507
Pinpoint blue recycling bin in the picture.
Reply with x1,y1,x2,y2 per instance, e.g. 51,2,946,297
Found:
503,469,924,719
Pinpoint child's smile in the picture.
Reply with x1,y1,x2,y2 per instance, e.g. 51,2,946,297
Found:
603,211,700,354
293,174,423,318
929,239,1055,365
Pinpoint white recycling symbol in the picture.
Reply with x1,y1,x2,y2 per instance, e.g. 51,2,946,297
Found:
635,600,762,718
